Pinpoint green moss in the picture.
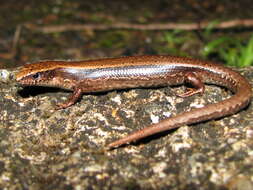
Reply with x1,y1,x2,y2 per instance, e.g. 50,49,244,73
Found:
96,31,131,48
203,35,253,67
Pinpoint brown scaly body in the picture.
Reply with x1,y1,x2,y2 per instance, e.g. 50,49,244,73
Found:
16,55,252,148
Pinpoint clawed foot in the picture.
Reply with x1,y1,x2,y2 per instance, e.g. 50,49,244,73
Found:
176,88,204,98
55,101,75,110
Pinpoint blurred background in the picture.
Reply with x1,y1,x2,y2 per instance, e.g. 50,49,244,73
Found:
0,0,253,68
1,1,253,189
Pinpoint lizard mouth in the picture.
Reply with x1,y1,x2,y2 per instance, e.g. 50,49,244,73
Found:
16,78,36,86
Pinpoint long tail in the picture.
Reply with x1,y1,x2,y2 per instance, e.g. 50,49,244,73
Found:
107,70,251,149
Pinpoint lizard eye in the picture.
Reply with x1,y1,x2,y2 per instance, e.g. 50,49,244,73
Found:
32,73,40,79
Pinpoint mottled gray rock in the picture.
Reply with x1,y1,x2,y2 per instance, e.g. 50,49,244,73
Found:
0,67,252,190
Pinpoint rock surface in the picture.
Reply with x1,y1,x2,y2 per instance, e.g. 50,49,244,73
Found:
0,67,252,190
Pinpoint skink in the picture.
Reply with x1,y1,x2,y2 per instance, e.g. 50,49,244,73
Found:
16,55,252,148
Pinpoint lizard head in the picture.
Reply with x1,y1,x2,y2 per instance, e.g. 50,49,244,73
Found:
16,61,62,87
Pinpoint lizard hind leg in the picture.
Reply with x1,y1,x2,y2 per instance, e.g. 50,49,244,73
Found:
177,72,205,98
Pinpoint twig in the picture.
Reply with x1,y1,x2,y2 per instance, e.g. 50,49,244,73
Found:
0,25,22,60
24,19,253,33
11,24,22,57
